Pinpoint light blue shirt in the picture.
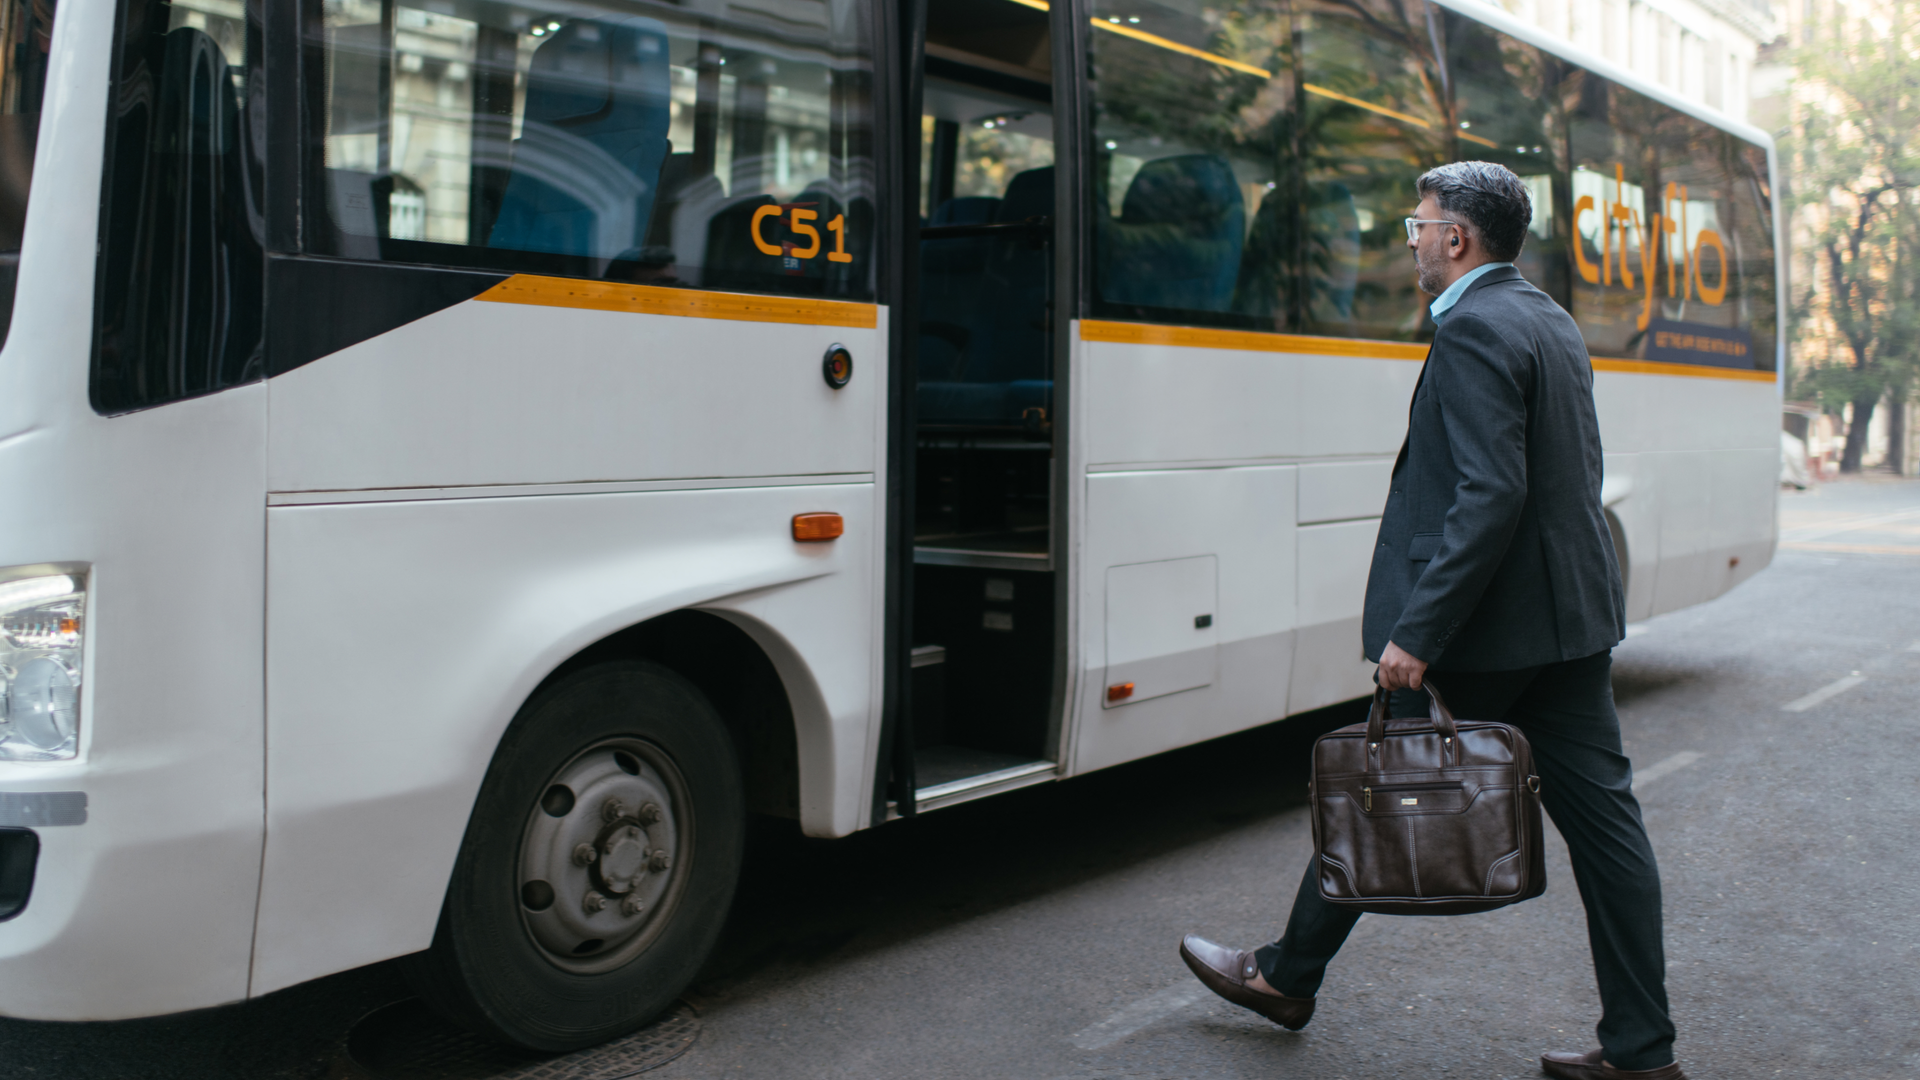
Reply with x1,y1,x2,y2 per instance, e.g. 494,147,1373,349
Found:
1429,262,1513,325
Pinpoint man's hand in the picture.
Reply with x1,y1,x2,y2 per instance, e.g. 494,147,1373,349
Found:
1377,641,1428,691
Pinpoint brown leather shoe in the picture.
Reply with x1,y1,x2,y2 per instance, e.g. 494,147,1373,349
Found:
1177,934,1315,1031
1541,1048,1687,1080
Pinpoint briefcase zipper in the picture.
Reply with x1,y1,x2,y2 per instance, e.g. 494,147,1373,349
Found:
1362,781,1465,812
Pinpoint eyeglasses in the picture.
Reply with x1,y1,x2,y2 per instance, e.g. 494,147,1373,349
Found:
1404,217,1458,243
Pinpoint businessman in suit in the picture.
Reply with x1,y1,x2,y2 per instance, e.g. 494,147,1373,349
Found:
1178,162,1683,1080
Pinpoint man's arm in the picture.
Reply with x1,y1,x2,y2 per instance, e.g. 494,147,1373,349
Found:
1386,312,1531,664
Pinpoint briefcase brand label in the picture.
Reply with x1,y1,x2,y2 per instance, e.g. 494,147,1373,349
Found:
1401,797,1418,805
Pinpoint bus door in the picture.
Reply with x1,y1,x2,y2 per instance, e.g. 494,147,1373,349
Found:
897,0,1061,811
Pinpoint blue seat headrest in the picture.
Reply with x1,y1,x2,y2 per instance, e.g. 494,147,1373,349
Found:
1120,155,1240,224
996,166,1054,222
522,19,670,139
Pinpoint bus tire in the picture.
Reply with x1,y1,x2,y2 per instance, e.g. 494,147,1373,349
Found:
407,659,745,1052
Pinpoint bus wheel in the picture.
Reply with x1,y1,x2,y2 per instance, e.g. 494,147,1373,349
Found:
408,660,745,1052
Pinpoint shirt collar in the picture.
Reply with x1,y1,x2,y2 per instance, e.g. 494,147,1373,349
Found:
1429,262,1513,325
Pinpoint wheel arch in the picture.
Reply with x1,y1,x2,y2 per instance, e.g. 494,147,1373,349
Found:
534,609,809,822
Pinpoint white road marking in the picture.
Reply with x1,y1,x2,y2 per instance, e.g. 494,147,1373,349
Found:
1070,983,1208,1050
1624,623,1652,639
1632,750,1703,791
1782,674,1867,713
1907,641,1920,653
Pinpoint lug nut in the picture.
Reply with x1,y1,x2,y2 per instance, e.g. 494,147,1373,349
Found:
601,798,629,823
637,802,664,824
583,890,607,913
648,850,672,872
621,894,646,916
572,843,597,866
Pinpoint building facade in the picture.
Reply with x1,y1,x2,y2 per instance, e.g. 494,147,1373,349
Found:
1489,0,1778,120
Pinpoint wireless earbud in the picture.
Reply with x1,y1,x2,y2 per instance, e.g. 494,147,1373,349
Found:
1450,236,1459,246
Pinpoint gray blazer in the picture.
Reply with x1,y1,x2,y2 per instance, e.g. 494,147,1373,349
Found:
1361,265,1625,671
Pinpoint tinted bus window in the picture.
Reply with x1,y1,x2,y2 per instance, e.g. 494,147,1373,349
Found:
1086,0,1774,359
1434,8,1573,314
0,0,54,347
1565,73,1776,370
1085,0,1455,339
92,0,266,414
307,0,875,299
1086,0,1281,325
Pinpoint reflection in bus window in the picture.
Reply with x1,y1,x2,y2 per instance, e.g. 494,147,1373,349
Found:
1085,0,1773,368
1565,74,1775,367
310,0,874,299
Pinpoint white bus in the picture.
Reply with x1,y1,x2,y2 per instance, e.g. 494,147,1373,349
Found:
0,0,1781,1050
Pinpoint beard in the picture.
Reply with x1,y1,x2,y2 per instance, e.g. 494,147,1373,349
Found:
1415,239,1451,297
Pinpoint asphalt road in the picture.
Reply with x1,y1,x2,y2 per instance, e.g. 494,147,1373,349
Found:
5,476,1918,1079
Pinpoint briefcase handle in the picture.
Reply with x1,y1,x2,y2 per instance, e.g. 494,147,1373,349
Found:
1365,678,1459,749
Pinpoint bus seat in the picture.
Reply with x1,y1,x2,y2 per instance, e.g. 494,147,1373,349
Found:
918,196,1000,386
995,166,1052,225
487,18,672,258
696,193,782,291
1232,181,1359,325
918,167,1055,429
933,196,1000,225
972,166,1052,384
1098,154,1244,312
640,151,695,251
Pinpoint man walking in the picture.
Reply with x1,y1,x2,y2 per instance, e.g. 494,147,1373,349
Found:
1178,162,1683,1080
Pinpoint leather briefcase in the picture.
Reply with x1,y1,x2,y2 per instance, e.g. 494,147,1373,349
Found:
1309,681,1546,915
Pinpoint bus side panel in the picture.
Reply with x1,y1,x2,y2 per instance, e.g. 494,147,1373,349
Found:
265,298,880,493
1068,333,1417,776
252,482,877,997
1072,465,1298,776
1591,371,1778,619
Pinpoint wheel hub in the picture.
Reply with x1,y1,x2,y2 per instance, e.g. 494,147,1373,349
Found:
517,740,690,973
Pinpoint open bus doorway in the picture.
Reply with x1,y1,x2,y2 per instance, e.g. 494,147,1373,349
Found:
903,0,1061,807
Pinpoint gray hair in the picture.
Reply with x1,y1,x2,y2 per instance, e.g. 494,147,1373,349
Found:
1415,161,1533,263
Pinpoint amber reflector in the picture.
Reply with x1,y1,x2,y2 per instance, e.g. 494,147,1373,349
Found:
792,513,844,542
1106,682,1135,702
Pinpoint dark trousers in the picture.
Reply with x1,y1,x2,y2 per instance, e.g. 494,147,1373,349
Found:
1253,650,1676,1070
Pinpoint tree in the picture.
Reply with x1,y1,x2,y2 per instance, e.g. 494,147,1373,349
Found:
1788,0,1920,473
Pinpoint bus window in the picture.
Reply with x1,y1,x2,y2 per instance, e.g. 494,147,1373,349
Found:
1565,74,1776,370
1434,8,1573,315
0,0,54,348
1086,0,1280,323
1086,0,1454,339
1285,0,1451,340
307,0,874,299
91,0,265,414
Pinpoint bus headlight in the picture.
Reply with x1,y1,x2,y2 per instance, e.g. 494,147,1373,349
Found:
0,574,86,761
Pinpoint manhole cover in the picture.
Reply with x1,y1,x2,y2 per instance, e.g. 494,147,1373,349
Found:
345,998,700,1080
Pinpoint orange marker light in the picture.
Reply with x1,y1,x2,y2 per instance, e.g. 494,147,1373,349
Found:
792,513,844,542
1107,682,1135,703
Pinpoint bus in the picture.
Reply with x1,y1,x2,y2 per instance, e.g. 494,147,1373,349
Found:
0,0,1782,1051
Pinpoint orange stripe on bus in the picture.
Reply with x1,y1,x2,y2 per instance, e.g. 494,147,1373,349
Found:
1082,320,1778,382
476,274,879,329
1079,319,1429,360
1589,357,1775,382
